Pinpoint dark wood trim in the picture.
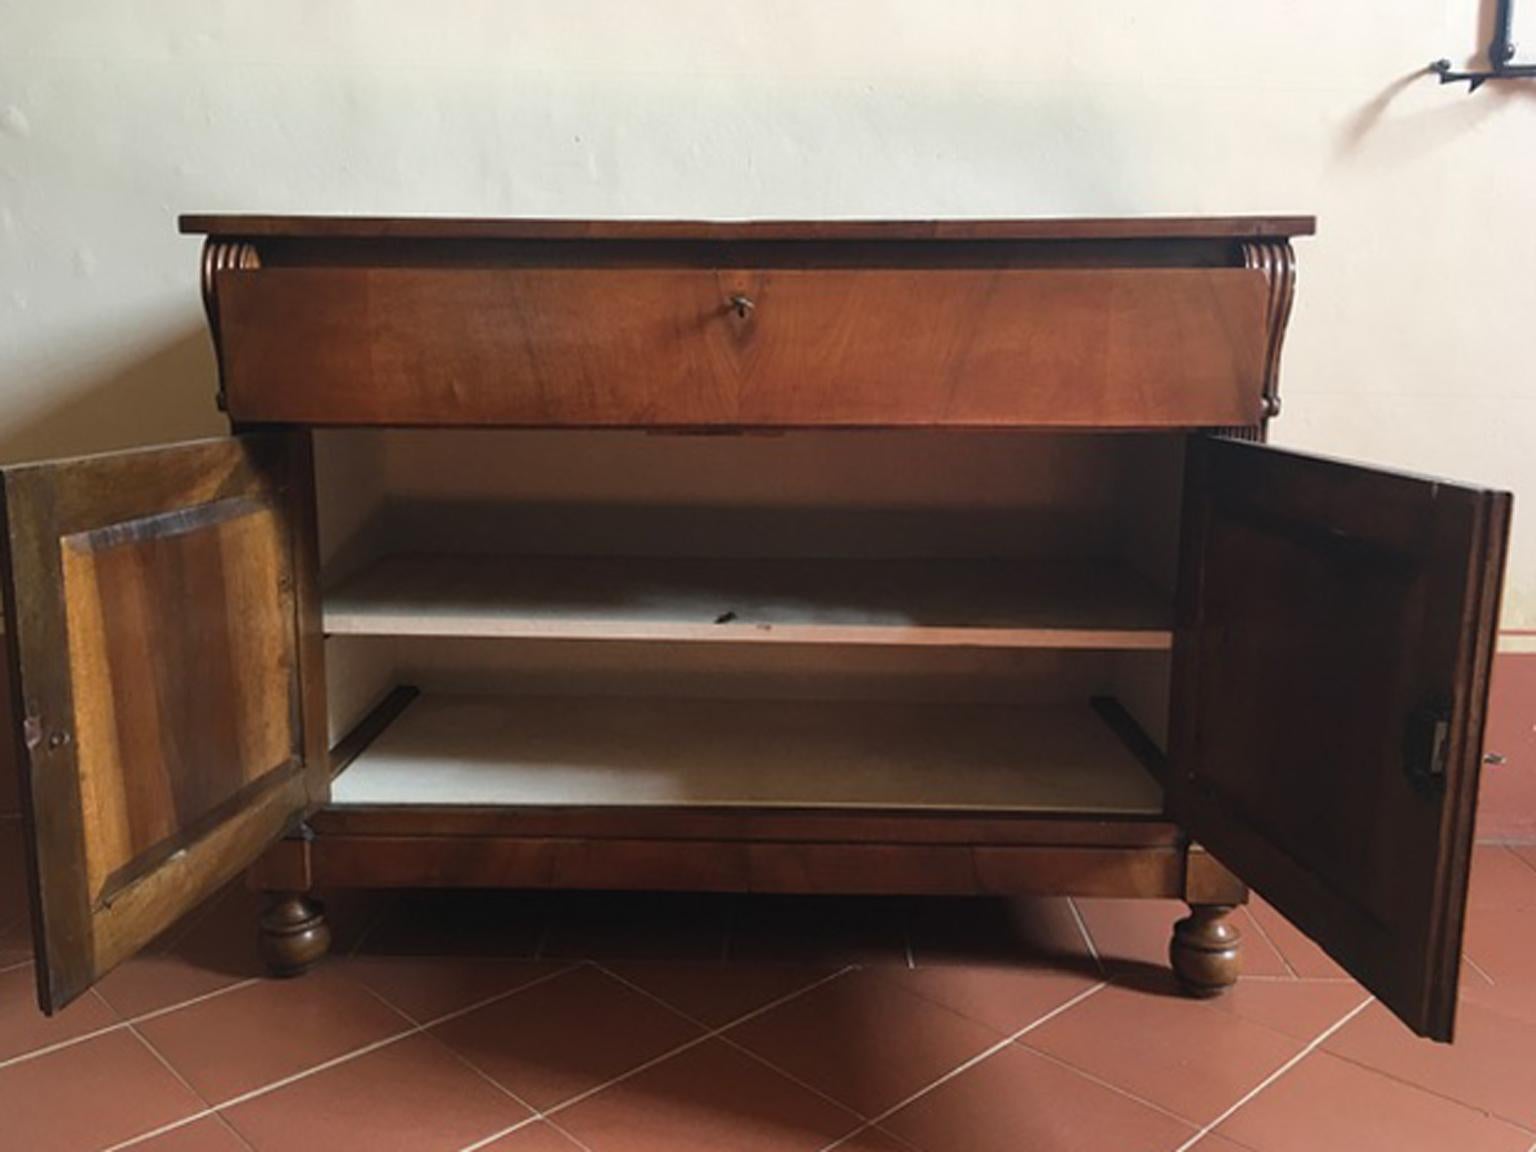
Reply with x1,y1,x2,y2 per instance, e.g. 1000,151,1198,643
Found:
1424,487,1511,1032
215,266,1269,430
1169,436,1513,1040
181,215,1317,242
0,467,55,1013
282,430,331,808
328,685,420,778
0,434,312,1013
305,833,1192,898
1090,695,1168,786
1183,843,1247,905
222,237,1267,274
97,757,303,907
306,803,1179,846
246,830,313,892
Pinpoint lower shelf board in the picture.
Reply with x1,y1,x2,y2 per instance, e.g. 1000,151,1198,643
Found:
328,692,1165,815
322,554,1172,650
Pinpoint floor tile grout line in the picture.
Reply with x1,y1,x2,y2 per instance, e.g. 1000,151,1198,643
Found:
98,1108,219,1152
1506,843,1536,877
542,1116,600,1152
816,979,1111,1152
1089,968,1358,1052
123,1023,260,1152
1463,952,1497,987
126,1022,217,1109
717,1030,881,1125
815,1119,924,1152
0,974,266,1073
130,976,265,1025
594,959,879,1124
346,972,438,1030
1011,1037,1208,1130
1232,974,1357,984
438,1037,552,1139
1239,904,1299,980
1320,1047,1536,1137
211,1027,422,1112
1065,897,1104,976
866,1124,929,1152
820,1120,931,1152
210,1111,261,1152
594,959,856,1035
89,1028,240,1152
345,900,393,960
0,1019,126,1072
457,963,855,1152
103,961,587,1152
540,966,858,1115
1167,993,1376,1152
540,1020,778,1121
413,960,585,1031
456,1112,547,1152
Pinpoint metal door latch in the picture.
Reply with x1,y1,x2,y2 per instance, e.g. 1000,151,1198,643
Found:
1404,703,1452,796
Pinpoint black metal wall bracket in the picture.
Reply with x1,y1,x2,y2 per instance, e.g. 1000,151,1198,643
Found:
1432,57,1536,90
1432,0,1536,89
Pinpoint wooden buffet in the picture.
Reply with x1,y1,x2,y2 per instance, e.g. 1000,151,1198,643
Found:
0,215,1508,1041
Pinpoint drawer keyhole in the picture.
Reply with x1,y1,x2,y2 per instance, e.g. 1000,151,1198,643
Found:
728,294,755,319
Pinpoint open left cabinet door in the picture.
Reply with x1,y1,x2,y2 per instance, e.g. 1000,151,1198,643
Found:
1171,436,1509,1040
0,433,323,1013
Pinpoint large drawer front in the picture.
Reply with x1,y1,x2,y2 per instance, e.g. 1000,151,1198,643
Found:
217,266,1270,428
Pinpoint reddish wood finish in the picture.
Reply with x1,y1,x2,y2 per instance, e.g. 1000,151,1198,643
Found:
305,834,1191,899
259,892,330,976
215,266,1270,429
180,215,1316,242
0,435,314,1012
14,216,1514,1046
1170,906,1242,996
305,804,1182,846
1170,436,1511,1040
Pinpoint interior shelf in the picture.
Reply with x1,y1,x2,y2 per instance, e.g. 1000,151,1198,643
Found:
323,554,1172,650
328,692,1165,815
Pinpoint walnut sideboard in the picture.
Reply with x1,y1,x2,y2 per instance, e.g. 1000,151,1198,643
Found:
0,216,1509,1042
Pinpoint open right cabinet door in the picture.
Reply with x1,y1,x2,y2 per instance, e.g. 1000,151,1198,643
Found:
1170,436,1510,1040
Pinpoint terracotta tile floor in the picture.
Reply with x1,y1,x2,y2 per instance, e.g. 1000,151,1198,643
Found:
3,842,1536,1151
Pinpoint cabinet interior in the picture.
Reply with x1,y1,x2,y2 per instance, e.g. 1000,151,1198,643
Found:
314,428,1187,814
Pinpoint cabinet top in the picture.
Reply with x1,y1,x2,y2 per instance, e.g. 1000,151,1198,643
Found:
179,214,1315,242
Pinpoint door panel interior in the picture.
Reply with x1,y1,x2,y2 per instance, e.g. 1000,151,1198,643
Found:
0,434,316,1012
1170,436,1509,1040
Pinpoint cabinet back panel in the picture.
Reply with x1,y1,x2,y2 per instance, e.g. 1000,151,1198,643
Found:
319,429,1158,564
391,638,1121,704
313,429,1180,742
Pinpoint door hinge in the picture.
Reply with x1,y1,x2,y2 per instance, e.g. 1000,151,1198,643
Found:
1404,703,1453,797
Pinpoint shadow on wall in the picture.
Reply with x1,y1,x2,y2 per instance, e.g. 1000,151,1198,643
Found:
0,324,225,819
0,326,224,466
1334,0,1536,165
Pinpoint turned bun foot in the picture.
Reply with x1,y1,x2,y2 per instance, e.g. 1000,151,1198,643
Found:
259,893,331,977
1170,904,1241,997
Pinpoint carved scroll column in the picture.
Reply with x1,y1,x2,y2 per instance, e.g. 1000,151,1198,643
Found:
199,238,261,411
1218,239,1296,442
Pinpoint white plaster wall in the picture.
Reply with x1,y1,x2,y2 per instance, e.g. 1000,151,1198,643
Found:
2,2,1534,625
